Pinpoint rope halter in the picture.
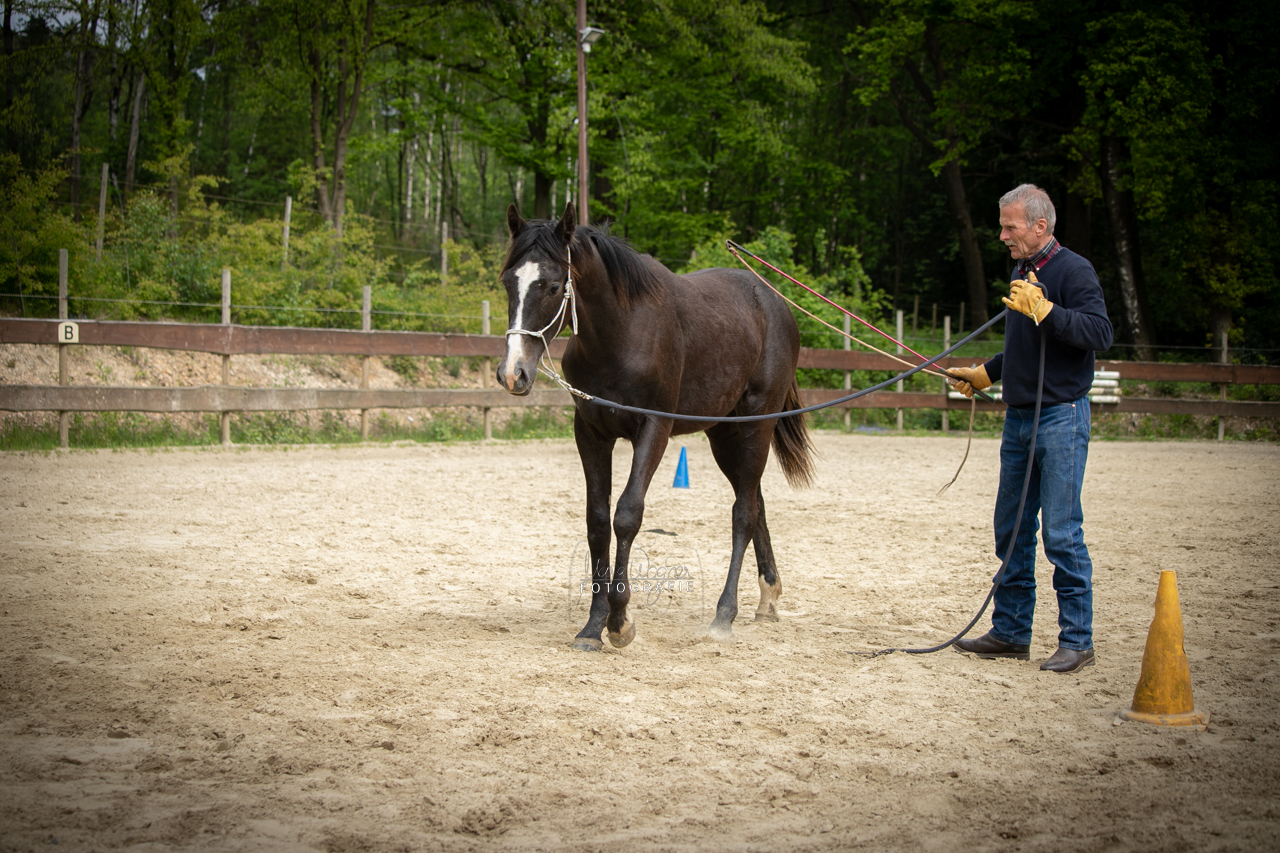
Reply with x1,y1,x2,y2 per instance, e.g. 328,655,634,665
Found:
503,245,590,399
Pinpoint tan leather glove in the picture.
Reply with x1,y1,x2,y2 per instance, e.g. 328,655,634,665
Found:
948,364,991,399
1002,271,1053,324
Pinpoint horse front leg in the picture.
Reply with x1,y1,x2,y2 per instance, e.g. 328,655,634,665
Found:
606,418,673,648
752,489,782,623
573,414,616,652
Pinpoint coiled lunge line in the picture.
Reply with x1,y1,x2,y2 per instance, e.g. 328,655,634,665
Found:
556,310,1007,424
853,327,1046,657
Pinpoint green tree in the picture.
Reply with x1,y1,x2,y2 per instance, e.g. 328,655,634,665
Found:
848,0,1040,329
1071,0,1280,359
0,153,85,315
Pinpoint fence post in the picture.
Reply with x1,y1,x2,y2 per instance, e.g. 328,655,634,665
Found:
220,269,232,446
843,314,851,433
941,316,951,433
482,300,493,440
1218,329,1228,441
896,309,904,431
931,303,937,338
282,195,292,271
361,285,371,440
912,294,919,335
58,249,70,448
959,302,966,336
96,163,108,263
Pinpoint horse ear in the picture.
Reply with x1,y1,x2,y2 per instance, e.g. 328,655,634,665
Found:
506,204,526,238
554,201,577,246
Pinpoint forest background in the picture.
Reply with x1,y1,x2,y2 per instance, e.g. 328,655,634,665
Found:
2,0,1278,373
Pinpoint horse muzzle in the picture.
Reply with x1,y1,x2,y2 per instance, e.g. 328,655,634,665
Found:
498,334,540,396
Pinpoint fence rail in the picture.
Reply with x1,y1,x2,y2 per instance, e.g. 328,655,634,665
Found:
3,317,1279,436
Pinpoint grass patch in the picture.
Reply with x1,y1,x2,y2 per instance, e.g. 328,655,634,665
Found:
0,412,222,451
0,406,577,451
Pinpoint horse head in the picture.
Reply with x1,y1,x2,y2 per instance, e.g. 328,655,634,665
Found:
497,202,576,395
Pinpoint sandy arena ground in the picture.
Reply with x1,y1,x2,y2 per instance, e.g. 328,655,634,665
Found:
1,432,1278,852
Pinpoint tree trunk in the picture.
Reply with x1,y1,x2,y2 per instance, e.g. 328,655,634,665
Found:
534,172,551,220
1209,307,1230,362
308,55,333,225
192,49,210,165
219,63,233,176
124,70,145,200
528,84,551,220
1102,135,1157,361
70,6,101,222
3,0,13,122
327,0,376,239
106,5,120,142
1060,160,1092,260
939,159,989,328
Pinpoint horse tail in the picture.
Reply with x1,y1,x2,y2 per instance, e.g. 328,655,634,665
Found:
772,378,816,489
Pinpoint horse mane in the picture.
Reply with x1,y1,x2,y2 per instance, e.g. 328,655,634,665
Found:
502,219,665,308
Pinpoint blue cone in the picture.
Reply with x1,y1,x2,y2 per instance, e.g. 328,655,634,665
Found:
673,446,690,489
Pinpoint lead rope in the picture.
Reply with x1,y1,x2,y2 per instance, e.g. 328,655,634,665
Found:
727,242,986,490
855,327,1046,657
727,245,951,381
937,397,978,497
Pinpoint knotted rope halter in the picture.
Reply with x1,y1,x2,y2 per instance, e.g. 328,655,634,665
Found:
503,245,591,400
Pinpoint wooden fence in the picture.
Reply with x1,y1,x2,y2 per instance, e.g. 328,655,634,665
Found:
3,314,1279,447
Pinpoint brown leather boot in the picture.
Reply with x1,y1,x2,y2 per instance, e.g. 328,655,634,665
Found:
1040,647,1095,673
954,632,1030,660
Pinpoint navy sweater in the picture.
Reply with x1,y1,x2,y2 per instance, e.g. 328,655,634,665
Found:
984,246,1113,408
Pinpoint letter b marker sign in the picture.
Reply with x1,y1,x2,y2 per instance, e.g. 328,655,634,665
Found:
58,322,79,344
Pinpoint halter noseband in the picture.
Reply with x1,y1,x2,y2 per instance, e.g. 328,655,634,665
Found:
505,244,578,343
503,245,590,400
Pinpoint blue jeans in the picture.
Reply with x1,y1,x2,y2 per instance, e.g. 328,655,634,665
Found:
990,398,1094,651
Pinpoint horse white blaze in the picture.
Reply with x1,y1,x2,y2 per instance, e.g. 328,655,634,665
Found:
501,261,545,391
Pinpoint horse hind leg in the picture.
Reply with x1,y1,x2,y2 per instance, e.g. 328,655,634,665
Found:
705,425,771,642
752,489,783,622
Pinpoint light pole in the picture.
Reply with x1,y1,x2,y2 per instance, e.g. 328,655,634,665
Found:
576,0,604,226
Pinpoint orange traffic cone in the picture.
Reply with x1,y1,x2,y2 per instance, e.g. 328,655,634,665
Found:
1119,570,1209,729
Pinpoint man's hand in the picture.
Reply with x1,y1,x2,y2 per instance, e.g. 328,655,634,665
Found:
948,364,991,399
1002,271,1054,324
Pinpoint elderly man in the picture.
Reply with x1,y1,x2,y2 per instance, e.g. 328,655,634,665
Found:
950,184,1113,673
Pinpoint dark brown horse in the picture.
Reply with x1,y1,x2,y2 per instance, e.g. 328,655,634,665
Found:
497,203,814,651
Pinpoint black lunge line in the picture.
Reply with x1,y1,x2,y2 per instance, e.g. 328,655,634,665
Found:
572,309,1009,424
854,327,1046,657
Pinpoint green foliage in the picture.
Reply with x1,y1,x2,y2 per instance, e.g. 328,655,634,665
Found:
4,0,1279,368
849,0,1036,170
1069,2,1280,349
0,154,86,314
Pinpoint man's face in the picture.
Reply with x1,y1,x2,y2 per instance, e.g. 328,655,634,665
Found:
999,203,1049,260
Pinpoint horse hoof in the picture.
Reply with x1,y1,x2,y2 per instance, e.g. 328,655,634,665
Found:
606,618,636,648
707,622,734,643
572,637,603,652
753,611,780,623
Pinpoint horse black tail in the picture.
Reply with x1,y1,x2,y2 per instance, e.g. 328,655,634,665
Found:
772,378,816,489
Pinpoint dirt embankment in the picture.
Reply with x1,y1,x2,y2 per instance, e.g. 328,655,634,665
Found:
1,342,513,435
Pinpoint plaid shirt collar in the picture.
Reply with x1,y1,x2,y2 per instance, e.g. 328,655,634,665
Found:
1016,236,1061,278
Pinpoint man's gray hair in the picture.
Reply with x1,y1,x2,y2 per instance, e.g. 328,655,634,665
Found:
1000,184,1056,234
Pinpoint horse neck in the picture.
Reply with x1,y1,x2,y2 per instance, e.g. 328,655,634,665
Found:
569,253,630,347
